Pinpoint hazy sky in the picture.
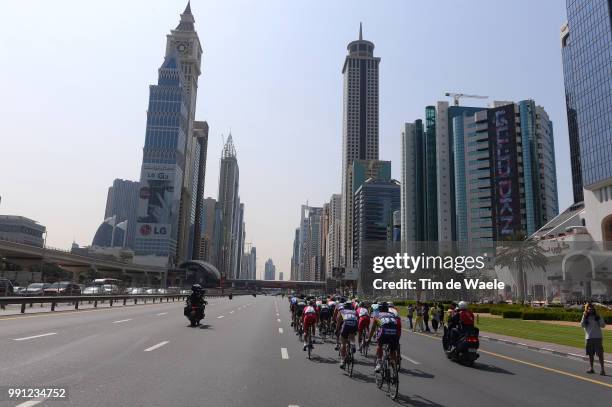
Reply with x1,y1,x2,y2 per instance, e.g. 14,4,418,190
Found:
0,0,570,279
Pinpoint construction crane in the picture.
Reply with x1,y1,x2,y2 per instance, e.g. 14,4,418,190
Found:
444,92,488,106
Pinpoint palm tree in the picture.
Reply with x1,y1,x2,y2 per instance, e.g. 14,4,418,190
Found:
496,232,548,303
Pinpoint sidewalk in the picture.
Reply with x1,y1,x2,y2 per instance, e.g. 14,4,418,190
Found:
479,330,612,366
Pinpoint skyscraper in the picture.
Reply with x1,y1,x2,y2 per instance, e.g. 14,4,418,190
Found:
326,194,342,279
168,2,204,264
103,179,139,249
191,121,209,260
216,135,241,279
264,258,276,281
134,3,204,266
341,23,380,269
198,197,217,263
291,227,300,281
561,1,612,243
134,52,189,264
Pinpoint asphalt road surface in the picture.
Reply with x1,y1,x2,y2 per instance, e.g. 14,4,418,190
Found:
1,295,610,407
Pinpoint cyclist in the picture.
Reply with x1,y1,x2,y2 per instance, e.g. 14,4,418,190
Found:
318,300,332,335
302,299,318,351
289,295,298,326
294,296,307,334
356,301,371,351
333,300,346,350
337,301,358,369
370,300,381,319
368,302,400,373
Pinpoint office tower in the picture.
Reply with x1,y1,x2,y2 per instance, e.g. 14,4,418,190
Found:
216,135,240,279
452,101,558,242
326,194,342,279
320,202,330,280
424,106,438,241
435,102,488,241
103,179,139,248
198,197,217,263
279,272,284,281
234,202,245,279
341,23,380,269
134,52,189,264
346,160,391,267
249,246,256,280
353,179,400,292
264,258,276,281
168,3,204,264
191,121,209,260
561,1,612,243
291,228,300,281
303,207,323,281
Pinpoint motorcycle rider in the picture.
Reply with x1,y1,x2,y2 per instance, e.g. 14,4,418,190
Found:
189,284,207,308
448,301,474,351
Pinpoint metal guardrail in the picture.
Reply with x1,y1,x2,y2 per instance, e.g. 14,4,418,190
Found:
0,290,252,314
0,294,190,314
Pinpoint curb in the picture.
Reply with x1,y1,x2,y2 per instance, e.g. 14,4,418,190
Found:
480,334,612,366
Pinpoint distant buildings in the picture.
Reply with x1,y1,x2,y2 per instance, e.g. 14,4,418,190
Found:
561,2,612,243
326,194,342,279
102,179,139,248
279,271,284,281
0,215,46,247
264,258,276,280
341,24,380,270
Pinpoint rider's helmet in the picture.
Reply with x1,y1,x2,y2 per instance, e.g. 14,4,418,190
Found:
457,301,468,310
379,302,389,312
309,299,316,306
191,284,202,292
343,301,354,310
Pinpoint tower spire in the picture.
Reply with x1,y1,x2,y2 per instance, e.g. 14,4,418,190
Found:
359,22,363,40
183,1,192,15
176,1,195,31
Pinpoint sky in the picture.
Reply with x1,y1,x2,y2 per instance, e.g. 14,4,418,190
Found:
0,0,571,280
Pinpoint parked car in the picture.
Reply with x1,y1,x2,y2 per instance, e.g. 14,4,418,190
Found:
13,286,26,295
129,287,148,295
145,288,157,294
82,286,102,295
22,282,51,296
157,288,168,294
0,278,15,296
102,284,120,295
43,282,82,296
166,287,180,294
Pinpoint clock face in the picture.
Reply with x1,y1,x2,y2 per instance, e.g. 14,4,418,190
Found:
177,42,189,54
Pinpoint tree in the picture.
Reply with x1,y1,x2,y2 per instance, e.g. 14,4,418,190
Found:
495,232,548,303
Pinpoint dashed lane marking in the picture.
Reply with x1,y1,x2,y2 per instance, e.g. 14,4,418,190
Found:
279,328,284,334
13,332,57,341
144,341,169,352
112,319,132,324
401,354,421,365
217,315,224,319
281,347,289,359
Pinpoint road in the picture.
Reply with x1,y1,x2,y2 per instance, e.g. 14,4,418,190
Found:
0,295,610,407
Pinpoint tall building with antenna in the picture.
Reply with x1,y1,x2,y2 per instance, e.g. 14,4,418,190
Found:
340,23,380,270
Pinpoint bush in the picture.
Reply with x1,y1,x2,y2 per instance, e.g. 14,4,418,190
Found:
503,310,523,319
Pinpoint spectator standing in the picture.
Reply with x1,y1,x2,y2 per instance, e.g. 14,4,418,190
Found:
423,303,431,332
430,303,440,334
407,304,415,330
581,302,606,376
414,302,424,332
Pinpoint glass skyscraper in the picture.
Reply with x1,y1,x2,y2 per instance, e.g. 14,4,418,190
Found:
562,1,612,191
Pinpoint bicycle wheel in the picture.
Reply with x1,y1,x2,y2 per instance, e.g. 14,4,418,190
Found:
363,337,369,357
391,360,399,400
347,351,354,377
307,337,312,360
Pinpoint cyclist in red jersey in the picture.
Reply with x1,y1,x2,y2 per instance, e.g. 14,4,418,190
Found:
302,299,318,351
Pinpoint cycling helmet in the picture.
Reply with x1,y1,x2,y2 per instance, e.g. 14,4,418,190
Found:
343,301,353,310
309,300,316,306
378,303,389,313
457,301,468,310
191,284,202,292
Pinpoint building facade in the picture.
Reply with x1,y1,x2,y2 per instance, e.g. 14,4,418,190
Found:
191,121,209,260
326,194,342,279
0,216,46,247
264,258,276,281
341,24,380,269
103,179,139,249
561,1,612,243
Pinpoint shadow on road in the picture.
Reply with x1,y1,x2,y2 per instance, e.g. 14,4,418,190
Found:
310,355,337,364
473,363,514,375
198,324,213,329
349,370,376,384
399,368,435,379
394,393,446,407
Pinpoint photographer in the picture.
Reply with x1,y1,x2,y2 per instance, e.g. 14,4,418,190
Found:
580,302,606,376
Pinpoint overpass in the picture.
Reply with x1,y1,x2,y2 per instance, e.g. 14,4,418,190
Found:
0,239,167,285
224,279,326,291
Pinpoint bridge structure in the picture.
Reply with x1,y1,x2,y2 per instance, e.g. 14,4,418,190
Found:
0,239,327,292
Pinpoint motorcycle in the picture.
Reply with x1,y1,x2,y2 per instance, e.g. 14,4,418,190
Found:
443,326,480,366
184,299,206,327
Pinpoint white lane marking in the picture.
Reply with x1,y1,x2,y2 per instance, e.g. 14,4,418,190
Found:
112,319,132,324
288,405,300,407
277,318,281,323
144,341,170,352
281,347,289,359
156,312,167,316
16,400,44,407
13,332,57,341
217,315,224,319
276,313,279,316
230,311,234,314
279,328,284,334
401,354,421,365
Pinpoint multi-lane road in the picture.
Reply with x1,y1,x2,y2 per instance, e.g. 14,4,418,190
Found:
1,295,610,407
